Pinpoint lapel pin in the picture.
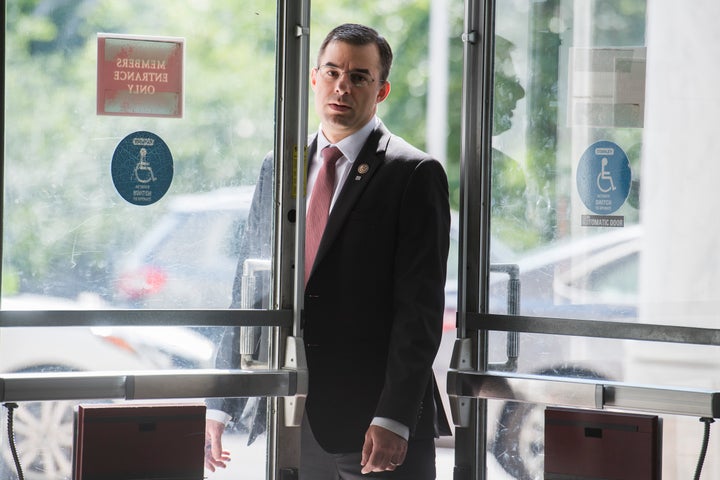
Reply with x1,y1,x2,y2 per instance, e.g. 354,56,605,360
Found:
357,164,369,175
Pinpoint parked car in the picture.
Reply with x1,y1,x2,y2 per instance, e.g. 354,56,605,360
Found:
114,186,256,309
438,224,640,384
444,225,642,478
0,293,215,480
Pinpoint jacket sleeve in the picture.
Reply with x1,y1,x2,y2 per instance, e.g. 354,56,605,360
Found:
374,157,450,432
206,151,275,415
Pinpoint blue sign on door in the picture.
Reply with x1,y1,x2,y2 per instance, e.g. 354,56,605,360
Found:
111,131,173,206
576,140,631,215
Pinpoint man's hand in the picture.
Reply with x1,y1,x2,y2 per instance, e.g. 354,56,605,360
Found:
360,425,408,474
205,419,231,472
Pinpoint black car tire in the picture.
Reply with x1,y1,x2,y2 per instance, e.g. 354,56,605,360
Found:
490,366,609,480
0,365,81,480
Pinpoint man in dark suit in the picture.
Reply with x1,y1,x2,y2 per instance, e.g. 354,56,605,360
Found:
206,23,450,479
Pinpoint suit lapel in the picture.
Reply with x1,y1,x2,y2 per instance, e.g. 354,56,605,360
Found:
308,124,391,278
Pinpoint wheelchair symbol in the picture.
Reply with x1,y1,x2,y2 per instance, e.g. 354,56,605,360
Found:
133,148,157,184
596,157,616,193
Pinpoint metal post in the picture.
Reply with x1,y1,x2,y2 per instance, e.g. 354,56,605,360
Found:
270,0,311,478
456,0,496,478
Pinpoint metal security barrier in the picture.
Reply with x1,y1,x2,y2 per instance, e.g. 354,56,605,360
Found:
447,314,720,427
0,369,298,403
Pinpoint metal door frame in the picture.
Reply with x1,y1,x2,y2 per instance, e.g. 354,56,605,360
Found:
0,1,312,478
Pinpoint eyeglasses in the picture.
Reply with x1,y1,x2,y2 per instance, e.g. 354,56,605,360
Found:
316,64,377,88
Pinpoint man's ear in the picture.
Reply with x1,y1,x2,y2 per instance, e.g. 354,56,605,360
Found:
310,67,318,91
376,81,391,104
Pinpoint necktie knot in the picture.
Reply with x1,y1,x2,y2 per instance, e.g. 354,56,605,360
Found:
321,145,343,167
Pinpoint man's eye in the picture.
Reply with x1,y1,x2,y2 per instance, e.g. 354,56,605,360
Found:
326,69,340,78
349,74,366,84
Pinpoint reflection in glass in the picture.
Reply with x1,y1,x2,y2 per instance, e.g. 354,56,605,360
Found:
2,2,276,479
487,1,720,479
489,0,644,323
3,1,276,309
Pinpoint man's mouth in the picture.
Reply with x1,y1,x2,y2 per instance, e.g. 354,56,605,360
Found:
329,102,351,112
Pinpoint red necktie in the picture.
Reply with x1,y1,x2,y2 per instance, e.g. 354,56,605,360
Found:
305,146,343,285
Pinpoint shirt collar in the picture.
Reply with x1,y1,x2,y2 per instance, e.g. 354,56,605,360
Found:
317,116,379,164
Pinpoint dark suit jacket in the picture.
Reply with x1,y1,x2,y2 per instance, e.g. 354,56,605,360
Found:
212,121,451,453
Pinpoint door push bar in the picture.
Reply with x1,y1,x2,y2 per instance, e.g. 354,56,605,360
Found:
0,368,298,404
238,259,308,427
447,338,720,427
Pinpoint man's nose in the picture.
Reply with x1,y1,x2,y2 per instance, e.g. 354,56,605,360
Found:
333,72,353,92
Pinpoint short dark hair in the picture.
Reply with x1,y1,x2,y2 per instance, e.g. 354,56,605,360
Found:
317,23,393,83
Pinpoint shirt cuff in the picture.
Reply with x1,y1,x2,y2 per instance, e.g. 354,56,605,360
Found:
371,417,409,441
206,408,233,426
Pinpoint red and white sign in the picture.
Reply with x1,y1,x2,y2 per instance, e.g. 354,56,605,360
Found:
97,34,184,118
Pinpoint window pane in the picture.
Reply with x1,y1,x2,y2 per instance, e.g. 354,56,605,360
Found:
488,0,645,324
488,1,720,478
3,1,276,310
2,2,276,479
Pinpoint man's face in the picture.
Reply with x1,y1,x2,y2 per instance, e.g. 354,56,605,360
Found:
311,40,391,144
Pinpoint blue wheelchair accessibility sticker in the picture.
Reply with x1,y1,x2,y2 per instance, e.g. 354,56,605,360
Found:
111,131,173,206
576,140,631,215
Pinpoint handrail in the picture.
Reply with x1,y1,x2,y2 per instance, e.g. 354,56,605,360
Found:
0,309,293,328
447,369,720,419
0,368,298,403
470,312,720,346
448,323,720,427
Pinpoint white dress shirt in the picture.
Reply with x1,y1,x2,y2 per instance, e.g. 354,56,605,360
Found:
306,116,377,212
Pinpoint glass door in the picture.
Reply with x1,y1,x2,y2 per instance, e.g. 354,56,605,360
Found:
1,2,306,479
3,1,465,479
451,0,720,479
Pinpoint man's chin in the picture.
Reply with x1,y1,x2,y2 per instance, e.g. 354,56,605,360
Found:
326,110,352,122
324,115,355,132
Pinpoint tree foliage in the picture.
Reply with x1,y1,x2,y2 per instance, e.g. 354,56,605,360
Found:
2,0,649,297
4,0,279,295
3,0,446,297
